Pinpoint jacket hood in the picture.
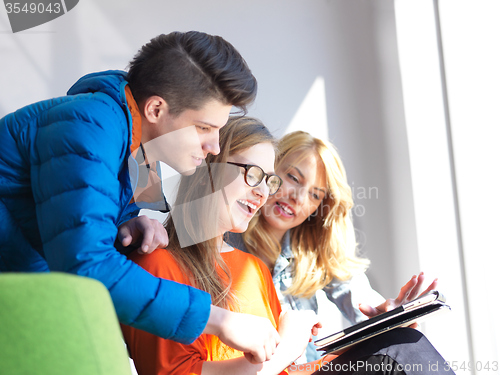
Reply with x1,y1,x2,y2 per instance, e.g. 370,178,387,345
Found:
67,70,128,105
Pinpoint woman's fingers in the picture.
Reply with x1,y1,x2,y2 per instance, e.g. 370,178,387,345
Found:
395,274,418,304
360,273,439,318
358,303,380,317
418,278,438,297
406,272,425,301
397,272,439,306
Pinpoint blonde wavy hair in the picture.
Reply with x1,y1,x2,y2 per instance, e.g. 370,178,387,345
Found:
243,131,369,299
165,116,276,309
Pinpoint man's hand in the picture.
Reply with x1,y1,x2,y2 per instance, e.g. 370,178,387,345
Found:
116,216,169,254
203,306,281,364
359,272,438,327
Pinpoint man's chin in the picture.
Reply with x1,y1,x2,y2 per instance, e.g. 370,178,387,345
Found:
175,158,205,176
179,167,197,176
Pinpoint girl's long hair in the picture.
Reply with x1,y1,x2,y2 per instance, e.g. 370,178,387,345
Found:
243,131,369,299
165,116,276,309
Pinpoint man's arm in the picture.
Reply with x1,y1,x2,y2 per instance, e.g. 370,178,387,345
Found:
32,97,209,344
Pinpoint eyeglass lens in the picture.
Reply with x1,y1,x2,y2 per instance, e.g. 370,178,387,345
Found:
246,166,281,195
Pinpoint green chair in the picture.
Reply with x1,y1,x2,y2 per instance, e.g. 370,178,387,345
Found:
0,272,132,375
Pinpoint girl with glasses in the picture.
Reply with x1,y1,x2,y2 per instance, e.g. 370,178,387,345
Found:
121,117,321,375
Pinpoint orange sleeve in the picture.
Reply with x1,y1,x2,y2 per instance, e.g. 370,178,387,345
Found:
121,249,208,375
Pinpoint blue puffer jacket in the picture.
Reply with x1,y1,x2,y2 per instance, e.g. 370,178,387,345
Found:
0,70,211,344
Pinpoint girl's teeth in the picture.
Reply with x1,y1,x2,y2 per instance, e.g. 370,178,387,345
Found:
278,202,293,215
238,200,256,210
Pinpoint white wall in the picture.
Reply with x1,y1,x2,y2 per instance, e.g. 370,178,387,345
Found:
2,0,492,368
438,0,500,368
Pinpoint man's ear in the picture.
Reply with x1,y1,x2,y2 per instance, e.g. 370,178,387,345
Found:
142,96,169,124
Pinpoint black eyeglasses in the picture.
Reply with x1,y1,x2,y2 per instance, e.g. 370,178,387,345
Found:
227,162,283,195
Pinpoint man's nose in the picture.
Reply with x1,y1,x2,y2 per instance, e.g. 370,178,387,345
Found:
202,133,220,157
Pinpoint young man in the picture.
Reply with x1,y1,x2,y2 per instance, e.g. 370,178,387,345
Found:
0,31,279,362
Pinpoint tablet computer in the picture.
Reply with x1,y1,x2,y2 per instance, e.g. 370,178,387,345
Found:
314,290,451,355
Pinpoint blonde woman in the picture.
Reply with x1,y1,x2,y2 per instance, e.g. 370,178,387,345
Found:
227,131,452,375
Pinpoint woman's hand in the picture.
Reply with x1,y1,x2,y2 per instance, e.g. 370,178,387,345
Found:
359,272,438,321
203,306,281,364
277,310,321,363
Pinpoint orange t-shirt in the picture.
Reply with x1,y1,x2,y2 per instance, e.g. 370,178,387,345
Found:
121,248,284,375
